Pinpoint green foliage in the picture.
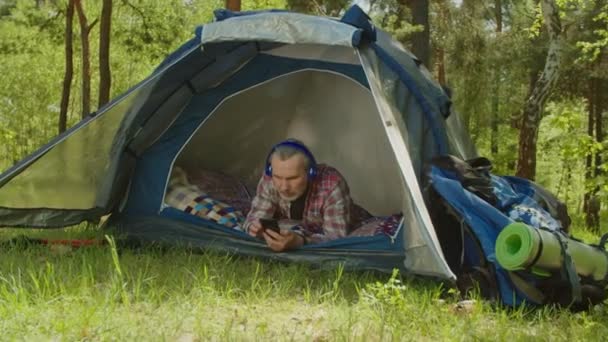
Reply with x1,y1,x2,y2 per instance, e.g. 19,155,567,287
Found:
360,269,409,308
0,2,65,170
526,2,544,38
0,0,225,172
537,99,591,204
430,0,607,224
368,0,422,43
575,1,608,63
286,0,349,16
242,0,287,10
431,0,535,161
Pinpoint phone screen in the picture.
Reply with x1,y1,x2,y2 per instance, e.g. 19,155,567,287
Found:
260,218,280,232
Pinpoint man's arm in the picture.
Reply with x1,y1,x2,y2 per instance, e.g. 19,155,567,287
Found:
243,176,276,233
306,183,351,244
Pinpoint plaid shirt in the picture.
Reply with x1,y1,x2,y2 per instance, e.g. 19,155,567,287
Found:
244,165,354,244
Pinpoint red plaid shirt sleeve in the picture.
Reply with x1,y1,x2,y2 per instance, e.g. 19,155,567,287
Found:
305,181,351,244
243,176,276,232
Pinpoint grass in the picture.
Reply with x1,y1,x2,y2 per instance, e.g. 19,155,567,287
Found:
0,225,607,341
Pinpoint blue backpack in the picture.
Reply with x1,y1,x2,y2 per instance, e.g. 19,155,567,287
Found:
427,155,607,310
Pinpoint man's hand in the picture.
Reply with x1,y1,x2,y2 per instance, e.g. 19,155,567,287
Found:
248,219,265,239
263,229,304,252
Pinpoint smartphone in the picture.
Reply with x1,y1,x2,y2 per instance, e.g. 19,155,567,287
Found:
260,218,280,233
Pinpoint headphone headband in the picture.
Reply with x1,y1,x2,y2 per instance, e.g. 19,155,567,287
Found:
265,139,317,178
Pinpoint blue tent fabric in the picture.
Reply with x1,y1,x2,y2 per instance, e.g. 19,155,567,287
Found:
114,208,406,273
161,207,404,251
154,34,202,72
429,166,571,306
124,54,369,217
492,176,563,231
429,167,530,305
371,44,448,155
340,5,377,44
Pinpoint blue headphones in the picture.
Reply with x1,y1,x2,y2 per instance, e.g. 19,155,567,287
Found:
265,139,318,178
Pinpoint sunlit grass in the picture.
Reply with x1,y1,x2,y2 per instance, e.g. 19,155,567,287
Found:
0,223,606,340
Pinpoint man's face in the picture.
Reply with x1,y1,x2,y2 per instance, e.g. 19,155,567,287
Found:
270,154,308,201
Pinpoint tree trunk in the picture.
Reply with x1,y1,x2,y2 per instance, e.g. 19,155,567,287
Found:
402,0,430,67
583,77,595,217
490,0,503,156
59,0,75,134
75,0,91,119
434,0,450,87
585,76,603,232
436,48,447,86
583,78,595,212
515,0,562,180
592,78,604,232
593,78,603,174
98,0,113,108
225,0,241,11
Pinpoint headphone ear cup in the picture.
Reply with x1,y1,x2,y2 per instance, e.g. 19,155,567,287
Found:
265,165,272,177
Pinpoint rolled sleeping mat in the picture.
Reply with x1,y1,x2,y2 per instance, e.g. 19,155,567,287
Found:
495,222,608,282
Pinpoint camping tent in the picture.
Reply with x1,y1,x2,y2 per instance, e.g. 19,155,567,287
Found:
0,5,476,280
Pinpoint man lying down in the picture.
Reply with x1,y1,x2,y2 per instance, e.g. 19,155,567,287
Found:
244,139,379,252
166,139,402,252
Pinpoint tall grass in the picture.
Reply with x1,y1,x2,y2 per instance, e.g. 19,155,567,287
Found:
0,226,606,340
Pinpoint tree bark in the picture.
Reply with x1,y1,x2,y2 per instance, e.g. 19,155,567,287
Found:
75,0,97,119
592,78,604,232
593,77,603,182
583,77,595,216
515,0,562,180
585,76,603,232
402,0,430,67
434,0,450,87
436,48,446,86
225,0,241,11
59,0,75,134
490,0,503,156
98,0,113,108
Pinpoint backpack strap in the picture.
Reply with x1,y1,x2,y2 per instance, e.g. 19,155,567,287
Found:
599,233,608,250
508,271,547,304
550,229,582,304
596,233,608,287
526,227,545,270
460,223,500,301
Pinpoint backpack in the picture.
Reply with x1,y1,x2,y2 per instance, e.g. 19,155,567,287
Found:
426,155,608,310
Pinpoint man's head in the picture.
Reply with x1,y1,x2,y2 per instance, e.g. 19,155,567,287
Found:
267,140,315,201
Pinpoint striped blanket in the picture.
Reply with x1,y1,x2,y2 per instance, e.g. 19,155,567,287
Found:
165,167,244,230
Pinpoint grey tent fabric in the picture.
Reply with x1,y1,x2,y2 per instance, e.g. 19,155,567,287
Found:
201,12,361,47
358,47,453,279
